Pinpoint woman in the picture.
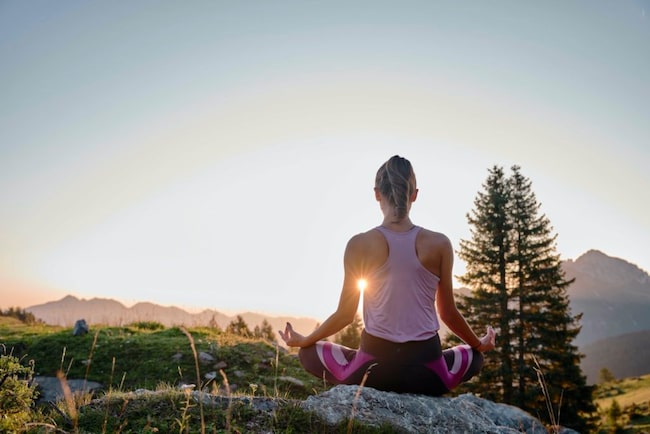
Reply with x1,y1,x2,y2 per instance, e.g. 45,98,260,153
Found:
279,155,495,396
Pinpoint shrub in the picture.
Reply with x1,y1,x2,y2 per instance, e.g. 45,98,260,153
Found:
130,321,165,330
0,352,39,432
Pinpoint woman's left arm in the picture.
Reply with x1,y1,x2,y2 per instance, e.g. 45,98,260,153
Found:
280,234,364,348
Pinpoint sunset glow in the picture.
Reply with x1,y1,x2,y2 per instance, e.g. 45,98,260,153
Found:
0,2,647,319
357,279,368,292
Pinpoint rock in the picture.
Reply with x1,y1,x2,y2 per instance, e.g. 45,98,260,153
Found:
198,351,215,364
302,385,550,434
171,352,183,362
277,376,305,388
214,361,228,370
72,319,89,336
33,376,102,403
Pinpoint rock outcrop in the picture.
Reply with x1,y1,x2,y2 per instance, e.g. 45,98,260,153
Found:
33,376,103,403
302,385,579,434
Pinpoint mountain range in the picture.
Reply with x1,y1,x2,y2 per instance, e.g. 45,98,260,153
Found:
25,295,319,343
563,249,650,347
22,249,650,382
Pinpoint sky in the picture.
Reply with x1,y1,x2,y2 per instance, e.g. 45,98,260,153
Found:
1,1,648,321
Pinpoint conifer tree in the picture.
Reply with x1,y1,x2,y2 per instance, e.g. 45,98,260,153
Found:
253,319,276,342
457,166,514,402
507,166,595,431
453,165,596,432
226,315,252,337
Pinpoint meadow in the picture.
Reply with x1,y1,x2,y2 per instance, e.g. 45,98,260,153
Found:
2,315,650,433
0,316,401,433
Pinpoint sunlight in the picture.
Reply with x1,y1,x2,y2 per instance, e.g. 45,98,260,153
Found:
357,278,368,292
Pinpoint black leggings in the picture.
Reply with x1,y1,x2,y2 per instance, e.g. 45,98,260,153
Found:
298,331,483,396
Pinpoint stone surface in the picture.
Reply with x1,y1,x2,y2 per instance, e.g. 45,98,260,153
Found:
198,351,215,364
301,385,573,434
80,385,581,433
33,376,103,402
72,319,89,336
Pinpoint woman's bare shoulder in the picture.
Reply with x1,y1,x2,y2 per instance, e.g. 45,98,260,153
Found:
349,228,384,246
418,227,452,247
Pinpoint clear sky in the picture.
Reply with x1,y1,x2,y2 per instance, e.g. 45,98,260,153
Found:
1,1,648,320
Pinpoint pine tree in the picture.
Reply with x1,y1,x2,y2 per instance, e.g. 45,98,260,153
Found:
454,165,596,432
253,319,276,342
226,315,252,338
508,166,596,431
457,165,514,402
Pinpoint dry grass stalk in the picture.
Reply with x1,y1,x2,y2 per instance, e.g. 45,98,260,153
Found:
180,326,206,434
219,369,233,432
533,355,562,434
347,363,377,434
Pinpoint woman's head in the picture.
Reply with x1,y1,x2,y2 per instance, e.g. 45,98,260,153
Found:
375,155,417,220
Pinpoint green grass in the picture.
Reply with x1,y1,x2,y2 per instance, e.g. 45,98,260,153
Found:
1,317,407,433
2,320,323,397
595,374,650,409
5,316,649,433
594,374,650,434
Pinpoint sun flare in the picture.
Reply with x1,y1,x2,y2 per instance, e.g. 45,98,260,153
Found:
357,278,368,292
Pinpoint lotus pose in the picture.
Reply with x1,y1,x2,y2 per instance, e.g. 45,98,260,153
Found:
280,155,495,396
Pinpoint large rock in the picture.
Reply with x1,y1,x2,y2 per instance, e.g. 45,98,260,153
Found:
33,376,103,402
72,319,89,336
302,385,578,434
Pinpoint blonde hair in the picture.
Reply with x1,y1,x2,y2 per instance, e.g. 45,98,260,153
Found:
375,155,416,220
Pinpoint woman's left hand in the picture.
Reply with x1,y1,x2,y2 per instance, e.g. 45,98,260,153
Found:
476,326,496,352
278,322,308,347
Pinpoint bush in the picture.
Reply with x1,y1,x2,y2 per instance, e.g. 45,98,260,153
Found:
0,307,40,325
0,352,39,432
129,321,165,330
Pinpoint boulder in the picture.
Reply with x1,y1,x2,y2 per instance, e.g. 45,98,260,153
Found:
302,385,579,434
33,376,103,403
72,319,89,336
198,351,215,364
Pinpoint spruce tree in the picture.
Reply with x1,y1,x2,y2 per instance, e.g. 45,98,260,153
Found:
457,165,514,402
454,165,596,432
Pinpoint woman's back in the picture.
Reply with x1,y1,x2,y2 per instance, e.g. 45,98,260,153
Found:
361,225,446,342
353,224,449,279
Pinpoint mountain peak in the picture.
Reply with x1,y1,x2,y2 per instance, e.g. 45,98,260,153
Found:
562,250,650,347
567,250,649,288
576,249,607,260
60,295,80,303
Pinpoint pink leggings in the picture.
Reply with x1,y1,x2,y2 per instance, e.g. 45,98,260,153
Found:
298,331,483,396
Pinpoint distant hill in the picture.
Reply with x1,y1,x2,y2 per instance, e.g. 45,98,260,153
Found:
25,295,318,342
562,249,650,347
581,330,650,384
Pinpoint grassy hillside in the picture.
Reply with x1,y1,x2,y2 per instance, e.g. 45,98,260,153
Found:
3,316,394,433
594,374,650,433
4,315,650,433
596,374,650,409
1,316,323,398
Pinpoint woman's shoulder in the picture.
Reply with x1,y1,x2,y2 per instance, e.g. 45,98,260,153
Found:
345,228,386,252
417,227,453,249
349,227,385,244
